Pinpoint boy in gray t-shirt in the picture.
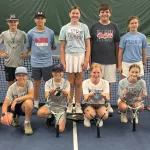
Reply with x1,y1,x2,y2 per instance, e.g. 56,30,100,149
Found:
1,67,34,135
0,14,27,87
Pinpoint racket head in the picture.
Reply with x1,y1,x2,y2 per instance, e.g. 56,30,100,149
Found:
67,113,84,122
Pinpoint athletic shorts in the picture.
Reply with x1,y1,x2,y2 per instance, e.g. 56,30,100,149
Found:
4,66,16,81
122,61,144,77
8,102,25,117
32,66,52,81
82,103,106,111
44,104,66,122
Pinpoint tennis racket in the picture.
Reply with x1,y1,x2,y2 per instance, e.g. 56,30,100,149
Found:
84,92,108,138
47,92,68,138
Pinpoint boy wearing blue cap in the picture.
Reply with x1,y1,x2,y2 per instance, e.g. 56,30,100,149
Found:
1,66,34,135
37,63,70,132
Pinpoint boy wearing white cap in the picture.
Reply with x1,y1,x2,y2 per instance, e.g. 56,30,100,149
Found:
1,66,34,135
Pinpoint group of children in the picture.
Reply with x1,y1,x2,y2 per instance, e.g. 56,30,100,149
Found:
0,2,148,135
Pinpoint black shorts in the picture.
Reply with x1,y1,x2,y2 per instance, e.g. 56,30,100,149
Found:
32,66,52,81
5,66,16,81
82,103,105,112
8,102,25,117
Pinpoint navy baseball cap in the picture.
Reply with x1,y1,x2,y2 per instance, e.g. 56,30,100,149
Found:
35,11,46,18
52,63,64,72
15,67,28,75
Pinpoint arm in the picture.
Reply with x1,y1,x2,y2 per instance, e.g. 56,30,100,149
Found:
82,38,91,70
20,47,31,58
115,42,119,67
60,40,66,70
118,48,123,73
142,48,146,68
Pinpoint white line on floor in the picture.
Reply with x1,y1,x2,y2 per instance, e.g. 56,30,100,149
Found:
73,121,78,150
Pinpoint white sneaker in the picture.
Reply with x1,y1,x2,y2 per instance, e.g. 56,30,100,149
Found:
67,103,73,113
121,112,128,123
107,102,114,113
75,104,83,114
131,112,138,124
97,119,103,127
84,116,91,127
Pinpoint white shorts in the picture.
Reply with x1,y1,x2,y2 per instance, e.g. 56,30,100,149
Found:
99,64,116,83
122,61,144,77
65,52,85,73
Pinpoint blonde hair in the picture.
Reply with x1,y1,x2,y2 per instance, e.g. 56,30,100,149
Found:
90,63,102,72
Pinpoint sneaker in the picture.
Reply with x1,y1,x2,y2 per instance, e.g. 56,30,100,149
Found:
131,112,138,124
97,119,103,127
107,102,114,113
67,103,73,113
12,116,20,127
32,107,38,115
24,123,33,135
121,112,128,123
75,104,83,114
84,116,91,127
45,115,55,128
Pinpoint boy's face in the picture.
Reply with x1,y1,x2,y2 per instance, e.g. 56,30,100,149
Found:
52,71,64,80
34,17,46,26
16,74,28,84
7,20,19,30
99,10,111,23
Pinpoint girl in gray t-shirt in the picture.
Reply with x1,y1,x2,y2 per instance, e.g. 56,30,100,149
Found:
118,64,147,124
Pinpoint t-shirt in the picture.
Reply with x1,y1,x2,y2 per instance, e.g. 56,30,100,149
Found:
119,32,147,63
90,22,120,64
118,78,147,103
45,78,70,95
27,27,56,68
5,80,33,104
59,22,90,54
0,29,27,67
82,78,109,104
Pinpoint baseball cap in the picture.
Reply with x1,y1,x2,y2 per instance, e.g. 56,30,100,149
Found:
34,11,46,18
52,63,64,72
6,14,19,21
15,67,28,75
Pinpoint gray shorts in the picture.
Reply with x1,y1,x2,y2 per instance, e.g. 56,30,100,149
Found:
32,66,52,81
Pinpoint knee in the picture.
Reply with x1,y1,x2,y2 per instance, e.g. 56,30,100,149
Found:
84,109,96,119
58,121,65,132
24,100,33,109
118,103,128,112
37,109,44,117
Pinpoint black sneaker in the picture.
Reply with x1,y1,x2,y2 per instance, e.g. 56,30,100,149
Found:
45,114,55,128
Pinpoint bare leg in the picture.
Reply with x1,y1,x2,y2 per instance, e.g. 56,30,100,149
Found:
34,80,41,107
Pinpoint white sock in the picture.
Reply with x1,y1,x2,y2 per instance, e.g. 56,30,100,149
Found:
24,120,30,124
48,114,52,118
34,101,39,108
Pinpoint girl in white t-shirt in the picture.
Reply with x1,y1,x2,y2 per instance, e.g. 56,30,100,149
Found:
82,63,110,127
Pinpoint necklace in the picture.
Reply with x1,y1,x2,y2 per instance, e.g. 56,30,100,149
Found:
9,30,17,44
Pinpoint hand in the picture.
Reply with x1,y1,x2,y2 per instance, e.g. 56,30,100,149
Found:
117,66,122,73
1,113,13,126
49,88,56,96
81,61,88,71
11,100,17,111
62,63,66,71
20,52,28,58
142,90,146,97
122,89,127,95
1,52,8,58
62,89,68,95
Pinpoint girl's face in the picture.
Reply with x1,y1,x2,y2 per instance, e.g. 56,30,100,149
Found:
128,67,140,81
90,68,102,79
69,9,80,22
16,74,28,85
99,10,111,23
128,18,139,32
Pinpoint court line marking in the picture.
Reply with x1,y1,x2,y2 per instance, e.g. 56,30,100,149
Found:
73,121,78,150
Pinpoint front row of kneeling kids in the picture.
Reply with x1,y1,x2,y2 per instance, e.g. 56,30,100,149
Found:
0,63,147,135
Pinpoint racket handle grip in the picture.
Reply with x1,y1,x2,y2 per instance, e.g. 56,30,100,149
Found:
56,124,59,138
97,126,100,138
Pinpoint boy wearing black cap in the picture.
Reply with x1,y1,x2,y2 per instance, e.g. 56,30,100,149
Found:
1,66,34,135
37,63,70,132
0,14,27,87
23,11,57,113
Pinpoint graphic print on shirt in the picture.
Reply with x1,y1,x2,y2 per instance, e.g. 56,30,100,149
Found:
97,30,113,42
34,38,48,46
68,27,83,40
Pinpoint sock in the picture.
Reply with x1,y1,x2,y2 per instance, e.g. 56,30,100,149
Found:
24,120,30,124
48,114,52,118
34,101,39,108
